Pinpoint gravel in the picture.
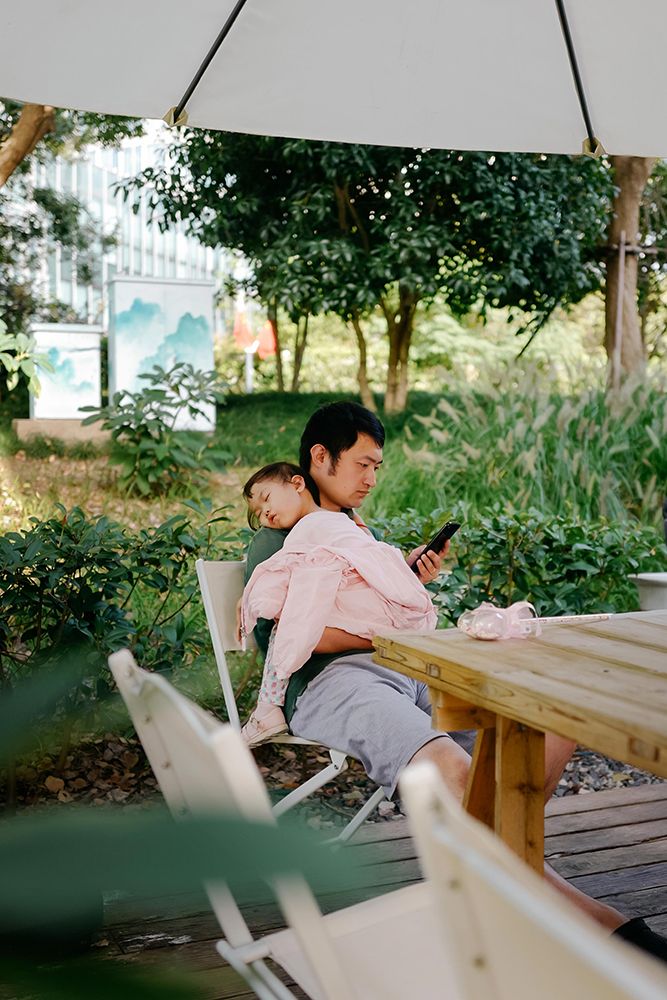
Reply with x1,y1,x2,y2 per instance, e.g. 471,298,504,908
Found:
553,747,666,797
264,744,667,834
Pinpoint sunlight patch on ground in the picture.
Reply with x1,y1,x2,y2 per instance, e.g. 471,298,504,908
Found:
0,456,28,531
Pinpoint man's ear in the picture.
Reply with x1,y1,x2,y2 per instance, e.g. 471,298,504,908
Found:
291,474,306,493
310,443,329,469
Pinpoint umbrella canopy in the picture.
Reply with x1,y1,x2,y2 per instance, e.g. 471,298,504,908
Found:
1,0,665,156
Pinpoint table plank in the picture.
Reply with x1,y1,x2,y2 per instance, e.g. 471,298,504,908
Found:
373,623,667,776
375,627,667,712
537,627,667,676
374,611,667,869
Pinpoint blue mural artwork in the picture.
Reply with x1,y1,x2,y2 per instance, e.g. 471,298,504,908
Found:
30,325,102,419
109,278,216,431
139,311,213,375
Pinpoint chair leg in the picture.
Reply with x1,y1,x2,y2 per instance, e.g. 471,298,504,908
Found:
271,747,384,843
331,784,386,844
271,755,348,818
217,940,298,999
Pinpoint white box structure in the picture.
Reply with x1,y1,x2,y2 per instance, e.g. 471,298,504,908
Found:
29,323,103,419
108,276,216,431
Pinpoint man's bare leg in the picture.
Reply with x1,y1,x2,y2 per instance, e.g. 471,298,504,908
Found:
544,733,576,800
409,736,471,799
410,732,574,805
407,734,625,930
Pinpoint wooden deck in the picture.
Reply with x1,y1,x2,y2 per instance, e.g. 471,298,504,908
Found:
103,783,667,998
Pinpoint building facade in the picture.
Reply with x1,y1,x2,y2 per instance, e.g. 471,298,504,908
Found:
32,128,227,330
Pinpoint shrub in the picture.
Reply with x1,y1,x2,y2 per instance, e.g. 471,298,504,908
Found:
0,321,53,399
0,502,242,703
81,362,229,496
374,506,667,625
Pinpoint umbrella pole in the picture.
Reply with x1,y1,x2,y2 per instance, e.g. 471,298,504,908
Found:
164,0,251,127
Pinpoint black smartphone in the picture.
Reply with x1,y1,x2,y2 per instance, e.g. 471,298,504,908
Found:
410,520,461,573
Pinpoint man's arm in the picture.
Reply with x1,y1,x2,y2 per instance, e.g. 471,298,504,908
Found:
313,627,374,654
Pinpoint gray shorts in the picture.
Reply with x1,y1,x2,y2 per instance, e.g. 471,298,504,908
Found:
289,653,475,797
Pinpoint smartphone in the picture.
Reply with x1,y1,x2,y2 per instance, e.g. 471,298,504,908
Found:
410,520,461,573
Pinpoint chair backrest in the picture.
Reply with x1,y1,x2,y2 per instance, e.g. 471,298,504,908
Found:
401,762,667,1000
196,558,257,731
109,649,353,999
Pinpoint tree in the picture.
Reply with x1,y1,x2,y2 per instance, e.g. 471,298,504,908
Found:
0,100,143,190
0,99,142,342
131,133,611,412
622,158,667,366
604,156,657,384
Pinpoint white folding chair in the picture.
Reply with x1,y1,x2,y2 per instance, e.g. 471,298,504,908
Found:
109,649,457,1000
195,558,384,841
400,761,667,1000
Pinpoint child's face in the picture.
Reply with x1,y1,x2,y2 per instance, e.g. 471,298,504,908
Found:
248,476,305,530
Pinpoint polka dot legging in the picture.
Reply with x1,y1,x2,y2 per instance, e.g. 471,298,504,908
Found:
258,625,289,706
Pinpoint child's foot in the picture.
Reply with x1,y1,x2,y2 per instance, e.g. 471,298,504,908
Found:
240,705,288,746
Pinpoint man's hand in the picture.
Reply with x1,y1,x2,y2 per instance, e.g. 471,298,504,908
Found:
313,627,374,654
407,541,449,584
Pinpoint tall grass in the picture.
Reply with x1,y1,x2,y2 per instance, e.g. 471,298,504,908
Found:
369,369,667,528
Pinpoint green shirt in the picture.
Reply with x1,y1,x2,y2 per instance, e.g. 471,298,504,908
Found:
244,521,381,722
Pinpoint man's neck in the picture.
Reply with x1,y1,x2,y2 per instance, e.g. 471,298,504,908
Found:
319,496,343,513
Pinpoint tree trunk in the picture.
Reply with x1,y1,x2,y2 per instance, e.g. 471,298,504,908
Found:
382,287,416,414
350,313,376,411
605,156,656,383
267,298,285,392
290,313,309,392
0,103,56,188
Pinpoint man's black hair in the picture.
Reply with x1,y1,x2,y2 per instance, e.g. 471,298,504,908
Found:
299,401,385,472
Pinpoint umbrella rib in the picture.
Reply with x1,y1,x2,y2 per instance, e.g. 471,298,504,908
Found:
554,0,602,155
171,0,252,124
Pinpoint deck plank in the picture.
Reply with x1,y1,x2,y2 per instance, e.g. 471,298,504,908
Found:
104,784,667,995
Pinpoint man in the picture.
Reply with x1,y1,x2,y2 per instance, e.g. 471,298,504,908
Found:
244,400,667,959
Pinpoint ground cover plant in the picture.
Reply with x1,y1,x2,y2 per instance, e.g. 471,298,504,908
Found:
81,362,229,497
0,501,244,806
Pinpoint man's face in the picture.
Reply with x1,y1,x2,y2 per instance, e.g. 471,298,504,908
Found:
310,433,383,510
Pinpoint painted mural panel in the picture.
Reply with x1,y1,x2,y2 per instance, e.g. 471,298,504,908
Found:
109,277,216,431
29,324,102,419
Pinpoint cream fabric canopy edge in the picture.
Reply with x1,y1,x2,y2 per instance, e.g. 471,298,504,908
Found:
2,0,665,157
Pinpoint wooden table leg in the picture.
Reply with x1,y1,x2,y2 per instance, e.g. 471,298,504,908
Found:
463,726,496,830
495,717,545,871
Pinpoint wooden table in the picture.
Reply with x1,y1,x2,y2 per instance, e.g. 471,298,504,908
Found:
373,610,667,872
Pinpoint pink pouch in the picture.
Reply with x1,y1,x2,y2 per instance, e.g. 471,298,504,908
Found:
457,600,541,640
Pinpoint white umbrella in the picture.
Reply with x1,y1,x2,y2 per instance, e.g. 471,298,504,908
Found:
1,0,665,155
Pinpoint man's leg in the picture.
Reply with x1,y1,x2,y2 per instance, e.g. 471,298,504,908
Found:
291,661,666,955
289,655,467,797
407,737,471,799
413,680,576,802
544,734,576,800
406,721,628,931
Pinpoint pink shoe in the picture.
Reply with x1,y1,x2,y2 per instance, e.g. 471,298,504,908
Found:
240,705,289,747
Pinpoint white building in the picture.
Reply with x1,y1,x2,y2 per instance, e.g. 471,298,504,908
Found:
32,127,228,330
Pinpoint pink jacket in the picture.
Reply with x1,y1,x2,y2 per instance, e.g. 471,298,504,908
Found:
242,510,437,679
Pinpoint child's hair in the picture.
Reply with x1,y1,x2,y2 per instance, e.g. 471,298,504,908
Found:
242,461,319,529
